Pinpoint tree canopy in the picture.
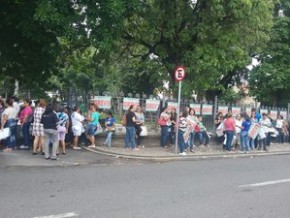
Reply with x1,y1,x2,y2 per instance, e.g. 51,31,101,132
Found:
249,0,290,107
1,0,282,105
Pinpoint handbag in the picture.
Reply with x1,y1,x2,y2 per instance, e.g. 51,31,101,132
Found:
94,122,104,135
157,118,166,126
0,128,11,140
106,126,116,132
140,126,148,136
121,113,127,126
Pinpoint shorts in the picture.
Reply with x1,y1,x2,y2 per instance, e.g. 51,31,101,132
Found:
72,125,84,136
87,124,97,136
57,125,67,141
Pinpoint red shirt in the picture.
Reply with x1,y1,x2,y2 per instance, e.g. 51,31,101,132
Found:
224,118,236,131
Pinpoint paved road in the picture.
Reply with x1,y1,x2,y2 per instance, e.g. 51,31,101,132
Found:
1,153,290,218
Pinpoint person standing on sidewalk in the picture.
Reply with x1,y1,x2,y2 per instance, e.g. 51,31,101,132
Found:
187,108,198,152
71,106,85,150
85,104,100,148
19,99,33,150
178,110,190,155
158,107,171,148
223,112,236,152
40,104,59,160
57,106,69,155
32,99,47,155
240,115,251,153
125,105,138,150
1,98,18,152
135,105,145,148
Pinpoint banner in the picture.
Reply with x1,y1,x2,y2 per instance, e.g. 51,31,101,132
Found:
218,106,228,115
202,104,213,115
260,108,268,115
270,110,278,120
93,96,112,109
231,107,241,116
167,102,178,109
145,99,160,112
190,103,201,115
123,98,139,110
280,111,287,120
248,123,261,139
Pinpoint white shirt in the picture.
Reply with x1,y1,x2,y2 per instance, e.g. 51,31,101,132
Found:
2,107,18,119
235,119,243,134
71,111,84,127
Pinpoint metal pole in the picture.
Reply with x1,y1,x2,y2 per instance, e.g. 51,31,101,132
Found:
175,81,182,154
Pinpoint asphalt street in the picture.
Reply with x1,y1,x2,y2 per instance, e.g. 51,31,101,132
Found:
1,153,290,218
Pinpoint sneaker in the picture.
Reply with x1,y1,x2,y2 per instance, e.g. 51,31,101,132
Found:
73,146,82,150
190,149,195,153
50,157,59,160
19,145,26,149
179,152,187,156
88,144,96,148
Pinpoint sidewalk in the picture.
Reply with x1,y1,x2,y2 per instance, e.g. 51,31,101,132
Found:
1,142,290,168
82,142,290,161
0,148,110,168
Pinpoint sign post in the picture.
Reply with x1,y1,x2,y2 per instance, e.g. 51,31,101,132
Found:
174,66,186,154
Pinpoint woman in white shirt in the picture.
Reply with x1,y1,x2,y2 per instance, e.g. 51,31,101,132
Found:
1,98,18,152
71,106,85,150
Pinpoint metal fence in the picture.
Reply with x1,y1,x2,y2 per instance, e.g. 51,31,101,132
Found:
28,90,289,133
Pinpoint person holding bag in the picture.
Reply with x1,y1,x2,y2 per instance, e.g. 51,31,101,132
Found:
159,107,171,148
1,98,18,152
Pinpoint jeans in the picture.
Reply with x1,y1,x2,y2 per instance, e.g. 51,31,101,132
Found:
43,129,58,159
225,130,234,151
189,131,196,149
241,131,249,151
125,126,136,149
200,131,209,145
87,124,97,136
277,128,285,143
135,124,142,146
4,119,18,149
22,122,31,147
169,125,175,145
105,131,113,148
160,126,169,147
178,129,185,153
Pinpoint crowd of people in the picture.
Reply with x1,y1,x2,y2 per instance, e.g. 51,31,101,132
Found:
158,106,211,155
1,96,289,157
157,106,289,155
0,97,118,160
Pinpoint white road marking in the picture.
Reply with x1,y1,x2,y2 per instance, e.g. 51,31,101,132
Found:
239,178,290,188
33,212,78,218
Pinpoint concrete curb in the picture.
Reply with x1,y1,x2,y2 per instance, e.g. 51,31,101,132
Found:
81,146,290,162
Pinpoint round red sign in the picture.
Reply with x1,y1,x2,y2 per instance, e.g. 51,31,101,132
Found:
174,66,186,82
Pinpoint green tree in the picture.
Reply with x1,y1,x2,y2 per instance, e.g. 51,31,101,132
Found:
0,0,83,87
86,0,274,99
249,0,290,107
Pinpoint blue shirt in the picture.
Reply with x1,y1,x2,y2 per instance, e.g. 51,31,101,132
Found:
105,117,115,127
242,120,251,132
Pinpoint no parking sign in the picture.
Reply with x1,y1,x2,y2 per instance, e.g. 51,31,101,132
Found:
174,66,186,82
